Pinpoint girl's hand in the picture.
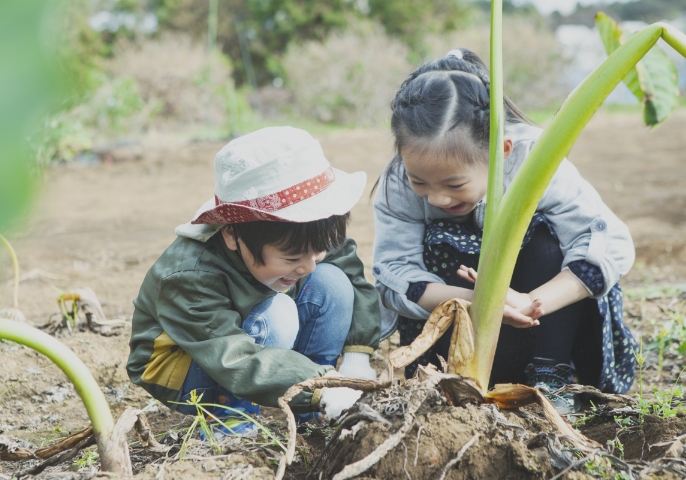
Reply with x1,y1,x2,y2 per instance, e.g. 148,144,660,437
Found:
457,265,544,328
503,300,542,328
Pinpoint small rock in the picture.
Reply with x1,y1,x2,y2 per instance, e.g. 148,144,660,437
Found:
43,384,75,403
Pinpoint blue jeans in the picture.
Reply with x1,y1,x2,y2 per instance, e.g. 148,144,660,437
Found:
175,262,354,414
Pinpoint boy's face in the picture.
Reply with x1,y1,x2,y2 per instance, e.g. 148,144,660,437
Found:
223,228,326,291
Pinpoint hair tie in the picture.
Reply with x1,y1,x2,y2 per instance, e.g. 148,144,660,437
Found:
446,48,463,60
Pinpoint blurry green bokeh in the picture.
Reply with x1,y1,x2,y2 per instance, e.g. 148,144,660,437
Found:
0,0,66,233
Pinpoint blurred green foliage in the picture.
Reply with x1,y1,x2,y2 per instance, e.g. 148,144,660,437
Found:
94,0,474,86
36,76,146,164
552,0,686,27
0,0,69,232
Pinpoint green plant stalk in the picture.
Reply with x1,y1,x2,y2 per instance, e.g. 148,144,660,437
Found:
0,234,19,309
0,319,114,439
466,23,686,390
481,0,505,257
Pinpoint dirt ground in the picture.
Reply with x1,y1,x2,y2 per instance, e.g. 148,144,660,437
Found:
2,109,686,479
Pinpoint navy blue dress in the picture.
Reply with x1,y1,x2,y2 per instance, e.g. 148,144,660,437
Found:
398,214,637,394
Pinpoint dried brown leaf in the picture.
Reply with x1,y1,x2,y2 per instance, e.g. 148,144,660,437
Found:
485,383,600,449
389,298,471,370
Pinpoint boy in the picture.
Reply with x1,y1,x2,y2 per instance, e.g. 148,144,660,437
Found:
127,127,380,423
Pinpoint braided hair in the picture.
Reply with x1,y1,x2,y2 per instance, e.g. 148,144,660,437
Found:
374,48,532,201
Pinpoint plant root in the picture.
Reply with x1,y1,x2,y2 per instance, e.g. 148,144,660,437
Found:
275,364,393,480
331,388,431,480
437,432,480,480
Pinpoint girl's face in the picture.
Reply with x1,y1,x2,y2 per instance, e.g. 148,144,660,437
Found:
402,138,513,216
403,151,489,216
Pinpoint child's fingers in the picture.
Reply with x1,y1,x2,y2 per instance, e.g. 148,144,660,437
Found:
520,299,545,320
503,305,540,329
456,265,477,283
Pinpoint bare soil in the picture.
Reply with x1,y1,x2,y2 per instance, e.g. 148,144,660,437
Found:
1,110,686,479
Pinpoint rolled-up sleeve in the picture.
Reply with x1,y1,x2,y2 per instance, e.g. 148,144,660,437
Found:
538,159,635,298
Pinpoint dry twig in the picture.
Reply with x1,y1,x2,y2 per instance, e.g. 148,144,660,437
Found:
0,426,93,461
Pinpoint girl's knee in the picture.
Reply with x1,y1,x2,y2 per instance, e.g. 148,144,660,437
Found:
243,294,299,348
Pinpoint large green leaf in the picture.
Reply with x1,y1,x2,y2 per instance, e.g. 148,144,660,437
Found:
595,13,643,103
636,40,680,125
595,12,680,126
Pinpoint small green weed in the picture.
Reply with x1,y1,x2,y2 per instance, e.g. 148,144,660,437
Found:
584,455,630,479
637,384,686,419
633,338,647,402
171,389,285,459
74,449,99,468
644,302,686,378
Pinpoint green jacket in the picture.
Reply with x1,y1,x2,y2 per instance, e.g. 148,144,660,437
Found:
127,232,380,412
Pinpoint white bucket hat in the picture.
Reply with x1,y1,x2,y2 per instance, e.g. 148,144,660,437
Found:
176,126,367,242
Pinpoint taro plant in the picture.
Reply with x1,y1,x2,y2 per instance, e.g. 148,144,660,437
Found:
0,2,134,474
454,1,686,391
0,319,131,473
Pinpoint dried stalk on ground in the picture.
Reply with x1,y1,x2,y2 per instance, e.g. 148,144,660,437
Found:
44,287,126,336
0,426,94,461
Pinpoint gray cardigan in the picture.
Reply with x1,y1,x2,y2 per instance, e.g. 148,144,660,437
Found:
372,122,635,322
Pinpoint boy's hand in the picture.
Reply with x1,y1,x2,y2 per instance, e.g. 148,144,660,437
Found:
320,387,362,420
457,265,543,328
338,352,377,380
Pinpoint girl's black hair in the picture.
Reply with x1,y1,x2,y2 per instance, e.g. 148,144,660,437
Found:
372,48,533,201
231,213,350,265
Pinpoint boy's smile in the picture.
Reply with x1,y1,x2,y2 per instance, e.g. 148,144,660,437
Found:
223,228,326,291
241,242,326,291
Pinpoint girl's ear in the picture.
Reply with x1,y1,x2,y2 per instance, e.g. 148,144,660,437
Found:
222,226,239,251
503,137,514,160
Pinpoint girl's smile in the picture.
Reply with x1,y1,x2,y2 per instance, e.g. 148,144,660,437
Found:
402,152,489,216
401,138,513,216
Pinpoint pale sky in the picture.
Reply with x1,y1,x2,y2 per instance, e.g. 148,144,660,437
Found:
512,0,639,16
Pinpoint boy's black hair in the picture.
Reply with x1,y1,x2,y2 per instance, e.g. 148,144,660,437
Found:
231,213,350,265
372,48,534,203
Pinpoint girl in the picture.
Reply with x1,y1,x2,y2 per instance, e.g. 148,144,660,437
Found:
373,48,637,411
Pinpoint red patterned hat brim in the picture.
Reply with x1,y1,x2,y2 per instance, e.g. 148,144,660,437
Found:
191,169,366,225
